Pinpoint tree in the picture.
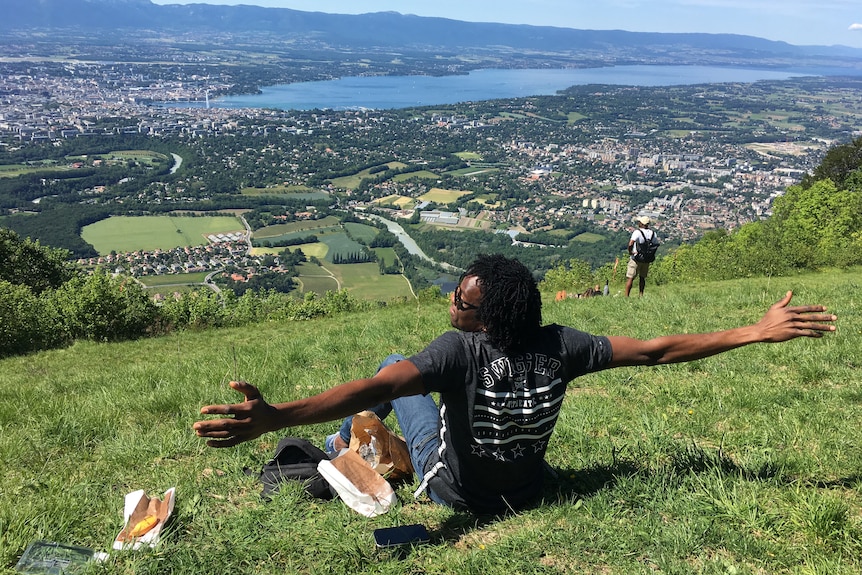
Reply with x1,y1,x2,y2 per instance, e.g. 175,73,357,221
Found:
804,135,862,190
770,179,862,268
0,228,75,294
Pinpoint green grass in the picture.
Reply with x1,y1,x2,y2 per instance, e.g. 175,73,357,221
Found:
392,169,439,181
293,261,412,300
253,216,342,238
331,162,407,190
1,271,860,574
418,188,471,203
0,163,77,178
573,231,606,243
82,215,243,254
342,222,379,244
319,232,366,262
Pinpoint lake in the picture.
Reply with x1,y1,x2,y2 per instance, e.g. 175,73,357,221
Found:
175,65,833,112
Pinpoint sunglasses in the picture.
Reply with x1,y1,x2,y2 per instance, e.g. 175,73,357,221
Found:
453,285,479,311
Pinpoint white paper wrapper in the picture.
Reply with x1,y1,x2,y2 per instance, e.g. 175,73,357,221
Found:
113,487,176,551
318,451,396,517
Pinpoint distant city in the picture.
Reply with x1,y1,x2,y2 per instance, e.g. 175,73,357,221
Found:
4,4,862,283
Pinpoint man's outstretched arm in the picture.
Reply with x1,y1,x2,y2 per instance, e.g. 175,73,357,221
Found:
607,291,837,368
193,359,424,448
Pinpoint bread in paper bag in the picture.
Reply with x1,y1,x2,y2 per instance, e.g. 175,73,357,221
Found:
349,411,414,481
317,449,396,517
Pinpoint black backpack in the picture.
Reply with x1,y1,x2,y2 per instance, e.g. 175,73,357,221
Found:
249,437,334,500
633,229,659,263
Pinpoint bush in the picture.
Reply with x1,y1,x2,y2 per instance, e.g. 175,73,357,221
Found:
0,281,66,357
539,258,595,294
49,271,158,342
158,288,226,331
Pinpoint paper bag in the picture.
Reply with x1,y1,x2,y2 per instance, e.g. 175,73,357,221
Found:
113,487,176,551
349,411,414,481
317,449,396,517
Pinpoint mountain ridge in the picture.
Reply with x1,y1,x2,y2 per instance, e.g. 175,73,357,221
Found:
5,0,862,69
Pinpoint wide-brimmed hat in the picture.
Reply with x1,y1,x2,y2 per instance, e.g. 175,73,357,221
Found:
636,216,651,225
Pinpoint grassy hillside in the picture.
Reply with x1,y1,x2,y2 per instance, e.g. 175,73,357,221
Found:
1,270,860,574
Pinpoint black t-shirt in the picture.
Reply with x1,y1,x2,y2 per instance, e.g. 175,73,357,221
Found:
408,324,612,513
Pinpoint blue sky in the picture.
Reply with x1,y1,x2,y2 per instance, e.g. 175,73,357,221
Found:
150,0,862,48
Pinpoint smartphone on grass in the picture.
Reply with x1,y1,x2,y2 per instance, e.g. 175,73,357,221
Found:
373,524,431,549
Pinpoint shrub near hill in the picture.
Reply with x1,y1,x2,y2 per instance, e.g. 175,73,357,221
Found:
0,228,398,357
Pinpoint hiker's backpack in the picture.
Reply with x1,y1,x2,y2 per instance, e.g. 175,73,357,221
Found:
250,437,333,500
633,229,660,263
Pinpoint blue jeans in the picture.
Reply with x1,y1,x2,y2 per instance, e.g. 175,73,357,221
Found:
335,354,445,505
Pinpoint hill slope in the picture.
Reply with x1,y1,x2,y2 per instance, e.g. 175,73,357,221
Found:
0,271,859,573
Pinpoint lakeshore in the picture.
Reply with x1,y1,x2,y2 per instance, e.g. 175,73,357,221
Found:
169,65,823,111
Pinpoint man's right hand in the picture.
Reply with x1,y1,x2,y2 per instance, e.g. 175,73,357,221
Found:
193,381,282,448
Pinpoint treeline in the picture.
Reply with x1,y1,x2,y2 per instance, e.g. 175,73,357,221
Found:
252,234,318,248
331,250,376,264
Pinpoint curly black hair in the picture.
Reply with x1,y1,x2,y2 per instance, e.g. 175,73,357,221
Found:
465,254,542,354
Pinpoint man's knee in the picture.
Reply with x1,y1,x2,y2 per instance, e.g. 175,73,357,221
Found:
378,353,406,371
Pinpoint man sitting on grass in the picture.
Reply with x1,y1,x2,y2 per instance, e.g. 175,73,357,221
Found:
194,254,837,515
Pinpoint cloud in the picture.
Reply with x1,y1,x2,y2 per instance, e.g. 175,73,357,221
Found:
850,23,862,31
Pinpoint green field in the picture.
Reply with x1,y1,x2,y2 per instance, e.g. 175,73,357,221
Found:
295,273,339,294
293,261,411,300
330,162,408,190
392,170,439,181
573,231,606,243
101,150,168,165
567,111,588,123
343,222,379,243
255,219,381,263
319,232,366,262
0,162,74,178
81,215,244,254
326,262,411,299
295,242,329,259
254,216,342,239
254,226,341,246
371,194,415,208
371,247,398,267
418,187,471,203
1,149,167,179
